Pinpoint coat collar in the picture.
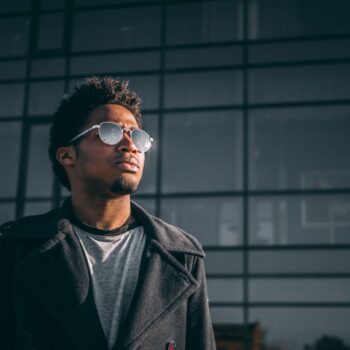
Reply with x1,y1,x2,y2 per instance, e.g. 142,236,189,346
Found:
8,197,204,258
14,197,204,350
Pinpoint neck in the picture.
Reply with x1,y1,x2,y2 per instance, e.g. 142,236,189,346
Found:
70,190,131,231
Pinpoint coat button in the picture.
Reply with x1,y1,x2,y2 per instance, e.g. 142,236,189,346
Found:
166,341,176,350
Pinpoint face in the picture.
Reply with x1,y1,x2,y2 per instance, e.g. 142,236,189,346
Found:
61,104,145,198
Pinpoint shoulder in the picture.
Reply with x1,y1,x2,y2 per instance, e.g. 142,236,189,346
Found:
131,201,205,257
0,208,60,240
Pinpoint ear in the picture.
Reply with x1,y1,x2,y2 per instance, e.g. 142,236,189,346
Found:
56,146,76,166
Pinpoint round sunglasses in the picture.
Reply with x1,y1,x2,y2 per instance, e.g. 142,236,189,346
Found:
68,121,154,153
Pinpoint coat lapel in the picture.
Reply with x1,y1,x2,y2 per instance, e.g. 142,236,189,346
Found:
15,215,108,350
115,239,199,350
114,201,204,350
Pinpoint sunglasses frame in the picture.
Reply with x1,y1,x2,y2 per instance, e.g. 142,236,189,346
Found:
68,121,154,152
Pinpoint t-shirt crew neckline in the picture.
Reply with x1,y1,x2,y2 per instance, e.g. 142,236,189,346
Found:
70,213,139,237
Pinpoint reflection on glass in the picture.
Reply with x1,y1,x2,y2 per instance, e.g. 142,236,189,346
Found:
162,111,242,192
0,84,24,116
28,81,64,115
0,61,26,80
206,251,243,274
26,125,53,197
37,13,64,50
73,6,161,51
250,279,350,302
249,39,350,63
165,70,243,108
207,279,243,302
136,114,158,194
166,1,242,45
250,250,350,274
165,46,242,69
160,197,242,246
0,122,21,197
0,203,15,223
0,17,29,56
31,58,65,77
70,52,160,75
24,201,51,216
249,64,350,103
248,0,350,39
249,308,350,350
249,195,350,245
249,106,350,190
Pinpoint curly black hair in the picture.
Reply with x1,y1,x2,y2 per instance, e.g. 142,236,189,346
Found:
48,76,142,191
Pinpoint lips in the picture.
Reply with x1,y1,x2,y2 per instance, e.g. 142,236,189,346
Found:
115,157,139,172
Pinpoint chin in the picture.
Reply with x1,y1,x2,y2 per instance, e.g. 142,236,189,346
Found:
110,177,139,195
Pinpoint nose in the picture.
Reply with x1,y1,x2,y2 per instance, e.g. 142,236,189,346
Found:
116,129,138,153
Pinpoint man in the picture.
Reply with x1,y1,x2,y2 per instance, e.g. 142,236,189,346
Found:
0,77,216,350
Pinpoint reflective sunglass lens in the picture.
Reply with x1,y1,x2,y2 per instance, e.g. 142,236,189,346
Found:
131,129,152,152
99,122,122,145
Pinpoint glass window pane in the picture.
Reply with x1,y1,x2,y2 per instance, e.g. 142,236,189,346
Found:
0,60,26,80
26,124,53,197
0,122,21,197
250,250,350,274
249,38,350,64
249,106,350,190
162,110,242,193
70,52,160,75
165,70,243,108
0,84,24,116
75,0,155,5
123,75,159,110
160,197,243,246
73,6,161,51
248,0,350,39
207,279,243,302
250,279,350,303
249,195,350,246
37,13,64,50
166,1,242,45
0,17,30,56
137,114,158,194
211,307,243,324
31,58,65,77
249,308,350,350
0,0,30,12
206,251,243,274
132,198,156,216
28,81,64,115
0,203,15,223
41,0,65,10
24,201,51,216
249,64,350,103
165,46,242,69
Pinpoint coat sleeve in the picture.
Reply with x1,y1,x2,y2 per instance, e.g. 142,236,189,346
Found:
186,255,216,350
0,232,15,350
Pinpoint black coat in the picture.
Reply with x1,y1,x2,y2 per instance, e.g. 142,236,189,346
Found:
0,199,216,350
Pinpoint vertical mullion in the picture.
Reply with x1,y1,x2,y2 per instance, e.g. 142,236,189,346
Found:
52,0,75,208
155,0,167,217
15,0,40,219
242,0,250,349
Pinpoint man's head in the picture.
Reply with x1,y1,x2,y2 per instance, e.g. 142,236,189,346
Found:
48,76,147,198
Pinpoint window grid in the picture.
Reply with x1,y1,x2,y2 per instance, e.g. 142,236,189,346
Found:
0,1,349,348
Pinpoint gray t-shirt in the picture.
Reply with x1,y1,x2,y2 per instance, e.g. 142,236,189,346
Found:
73,220,146,349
